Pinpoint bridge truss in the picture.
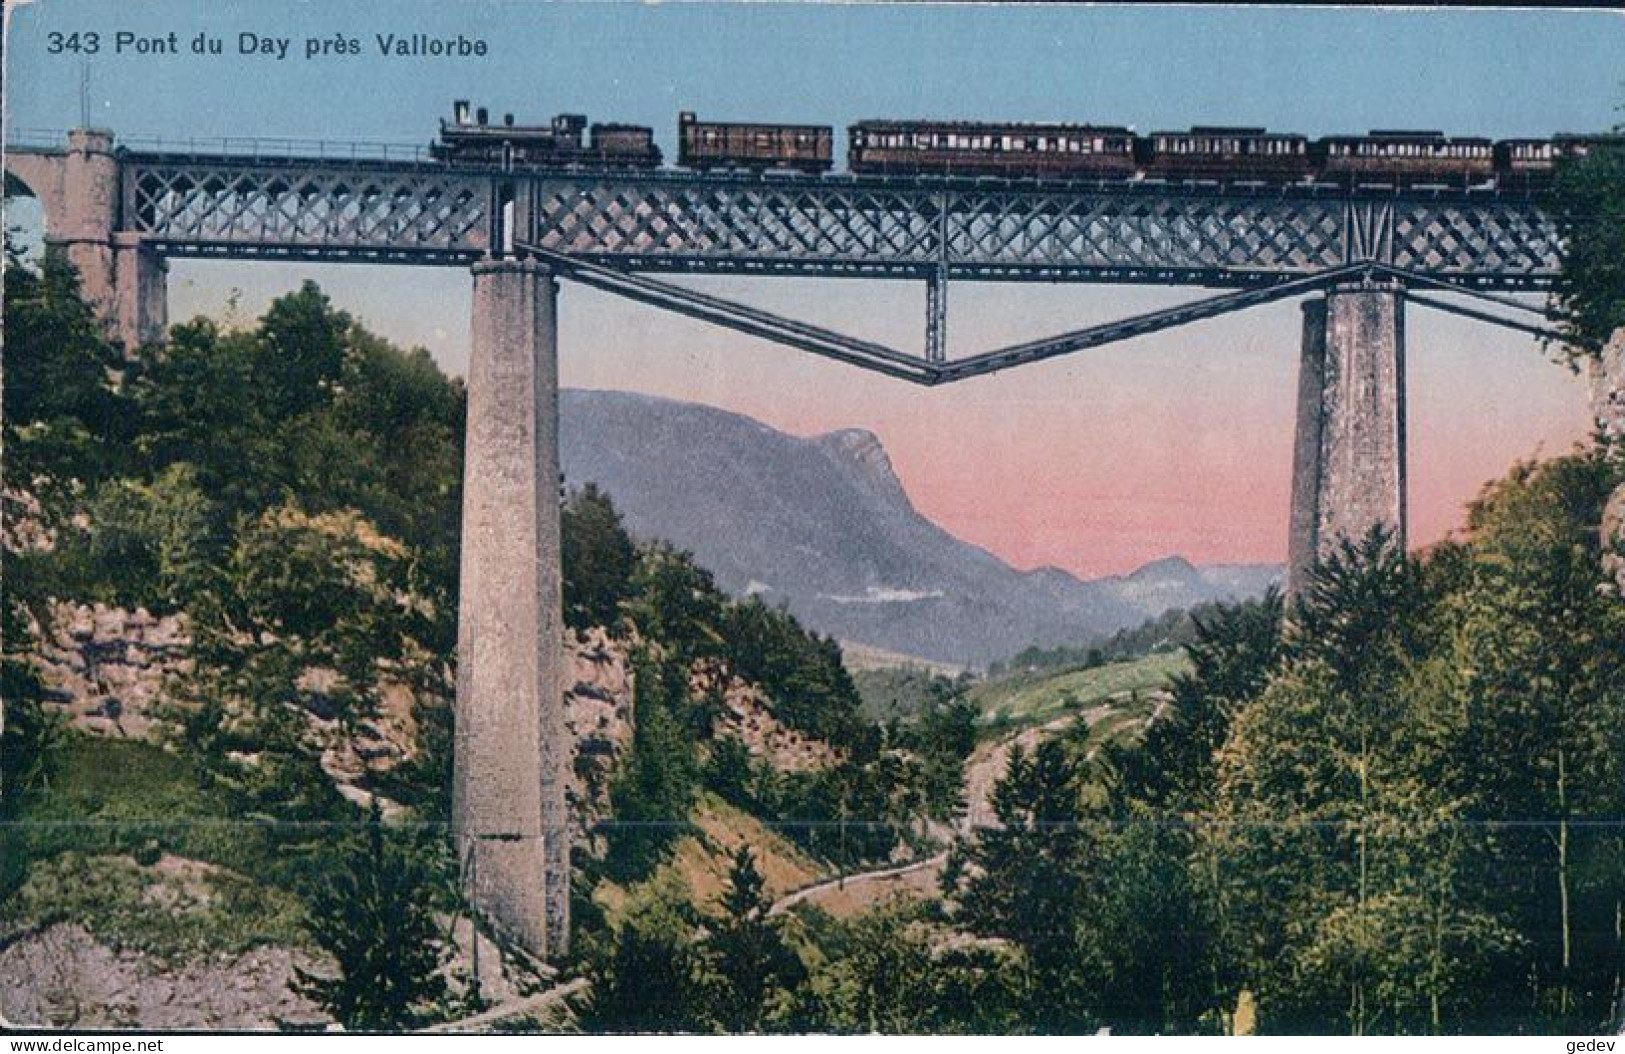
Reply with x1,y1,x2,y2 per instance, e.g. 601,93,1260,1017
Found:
90,149,1569,376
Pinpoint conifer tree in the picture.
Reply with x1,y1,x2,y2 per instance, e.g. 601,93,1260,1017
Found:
699,846,806,1033
294,802,449,1030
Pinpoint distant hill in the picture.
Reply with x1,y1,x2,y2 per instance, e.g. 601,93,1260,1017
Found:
560,389,1280,667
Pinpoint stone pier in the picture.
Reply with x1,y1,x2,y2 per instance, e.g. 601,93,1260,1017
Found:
8,129,167,351
1287,281,1407,595
453,258,569,960
113,232,169,348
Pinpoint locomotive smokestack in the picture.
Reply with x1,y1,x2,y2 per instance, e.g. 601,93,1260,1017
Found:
504,113,514,126
476,107,489,126
453,100,471,125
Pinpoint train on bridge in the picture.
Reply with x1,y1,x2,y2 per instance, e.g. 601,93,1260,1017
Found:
431,101,1618,189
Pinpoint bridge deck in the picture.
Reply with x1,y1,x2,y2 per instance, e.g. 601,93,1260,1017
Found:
4,140,1561,289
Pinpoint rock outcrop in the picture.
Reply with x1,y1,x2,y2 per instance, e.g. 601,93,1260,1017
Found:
0,924,326,1031
1588,329,1625,445
1590,329,1625,596
32,602,191,741
563,627,636,837
693,660,840,774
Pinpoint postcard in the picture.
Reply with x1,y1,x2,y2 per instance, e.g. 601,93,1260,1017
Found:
3,0,1624,1037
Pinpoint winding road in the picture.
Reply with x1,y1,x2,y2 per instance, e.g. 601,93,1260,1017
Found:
766,700,1128,918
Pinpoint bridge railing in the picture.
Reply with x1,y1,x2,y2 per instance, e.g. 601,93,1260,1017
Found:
4,127,436,163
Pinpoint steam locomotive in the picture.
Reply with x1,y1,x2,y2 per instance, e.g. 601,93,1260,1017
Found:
431,101,1617,188
430,101,660,169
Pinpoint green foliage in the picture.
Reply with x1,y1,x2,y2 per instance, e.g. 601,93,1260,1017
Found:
0,589,64,832
626,544,728,665
971,650,1188,732
762,752,911,867
1550,136,1625,355
990,598,1234,678
252,280,353,421
904,688,978,820
0,734,348,919
2,245,136,494
702,735,757,809
805,901,940,1032
850,665,974,724
47,464,216,610
562,483,638,632
294,802,451,1030
605,648,701,880
171,503,433,827
580,871,706,1032
1417,453,1625,1027
1077,808,1222,1034
695,847,806,1032
946,738,1098,1032
1107,589,1282,811
722,597,868,749
805,900,1026,1033
0,851,308,965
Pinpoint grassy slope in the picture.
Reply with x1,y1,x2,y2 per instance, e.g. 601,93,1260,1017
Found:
969,650,1188,734
592,792,827,926
0,735,310,958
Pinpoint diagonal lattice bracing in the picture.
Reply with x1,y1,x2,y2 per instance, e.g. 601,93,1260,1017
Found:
124,157,491,261
103,151,1559,289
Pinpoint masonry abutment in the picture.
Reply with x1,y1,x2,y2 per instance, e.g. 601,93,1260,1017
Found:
453,258,569,960
113,233,169,348
41,129,167,352
1286,281,1407,596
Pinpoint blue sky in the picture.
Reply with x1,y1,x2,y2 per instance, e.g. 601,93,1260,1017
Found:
9,4,1623,149
5,3,1621,575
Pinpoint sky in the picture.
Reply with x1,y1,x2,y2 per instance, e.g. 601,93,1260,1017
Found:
5,2,1620,577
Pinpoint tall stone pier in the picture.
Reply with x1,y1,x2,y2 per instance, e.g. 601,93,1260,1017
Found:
1287,281,1407,594
9,129,168,350
453,258,569,960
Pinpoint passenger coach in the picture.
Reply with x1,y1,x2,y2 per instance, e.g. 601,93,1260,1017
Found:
1139,127,1310,183
677,112,834,173
1316,130,1494,187
848,120,1137,179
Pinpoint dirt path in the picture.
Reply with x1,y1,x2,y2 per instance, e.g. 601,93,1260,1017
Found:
959,704,1113,832
766,852,949,918
767,700,1120,918
420,977,589,1033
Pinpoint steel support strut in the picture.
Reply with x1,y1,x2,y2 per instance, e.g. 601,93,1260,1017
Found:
514,247,1561,386
926,266,948,364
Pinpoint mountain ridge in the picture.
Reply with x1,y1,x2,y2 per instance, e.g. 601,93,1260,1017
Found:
559,388,1280,667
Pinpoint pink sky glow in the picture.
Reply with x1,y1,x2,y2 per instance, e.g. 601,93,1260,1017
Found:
164,263,1593,580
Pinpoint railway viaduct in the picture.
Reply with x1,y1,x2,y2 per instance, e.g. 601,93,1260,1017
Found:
2,127,1566,962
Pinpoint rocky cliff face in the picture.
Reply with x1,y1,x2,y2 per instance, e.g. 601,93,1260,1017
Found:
27,606,827,848
563,627,636,838
29,604,651,833
1588,329,1625,446
32,603,190,742
0,924,326,1030
1592,329,1625,596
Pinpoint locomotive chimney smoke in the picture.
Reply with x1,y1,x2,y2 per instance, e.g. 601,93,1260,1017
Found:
477,107,489,126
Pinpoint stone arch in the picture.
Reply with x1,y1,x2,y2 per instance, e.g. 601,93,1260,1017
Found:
3,140,166,351
2,151,68,234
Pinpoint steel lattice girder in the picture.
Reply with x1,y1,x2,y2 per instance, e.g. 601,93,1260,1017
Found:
111,154,1562,289
124,157,491,260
